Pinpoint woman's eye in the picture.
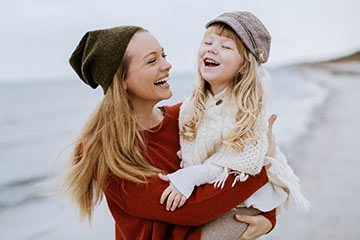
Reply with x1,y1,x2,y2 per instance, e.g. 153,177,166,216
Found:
162,54,167,59
204,42,212,45
148,58,156,64
222,45,231,49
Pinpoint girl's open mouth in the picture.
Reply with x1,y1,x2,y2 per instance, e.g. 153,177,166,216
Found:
204,58,220,67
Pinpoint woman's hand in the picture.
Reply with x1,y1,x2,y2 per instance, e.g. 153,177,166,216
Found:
265,114,277,158
159,173,187,211
235,214,272,240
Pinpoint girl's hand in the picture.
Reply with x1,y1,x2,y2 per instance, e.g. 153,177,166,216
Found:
159,173,187,211
266,114,277,158
235,214,272,240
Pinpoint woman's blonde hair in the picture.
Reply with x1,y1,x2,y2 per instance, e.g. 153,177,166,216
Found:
61,43,162,222
180,23,264,152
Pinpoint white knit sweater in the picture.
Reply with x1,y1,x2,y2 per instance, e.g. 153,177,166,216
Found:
168,87,311,213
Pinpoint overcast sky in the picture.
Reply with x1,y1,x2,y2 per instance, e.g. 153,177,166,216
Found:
1,0,359,83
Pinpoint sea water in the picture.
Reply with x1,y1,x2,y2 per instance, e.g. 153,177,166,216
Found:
0,66,328,239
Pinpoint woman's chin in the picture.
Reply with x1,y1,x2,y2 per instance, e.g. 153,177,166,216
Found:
164,91,173,100
159,90,173,101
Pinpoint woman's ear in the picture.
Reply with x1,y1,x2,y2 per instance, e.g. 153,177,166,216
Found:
123,80,128,90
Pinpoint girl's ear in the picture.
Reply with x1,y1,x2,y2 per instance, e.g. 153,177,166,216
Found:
123,80,128,90
238,64,246,75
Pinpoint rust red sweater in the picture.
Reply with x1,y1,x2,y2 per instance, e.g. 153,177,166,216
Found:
104,103,276,240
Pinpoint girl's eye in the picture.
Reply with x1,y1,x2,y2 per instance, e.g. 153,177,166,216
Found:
222,45,231,49
204,42,212,45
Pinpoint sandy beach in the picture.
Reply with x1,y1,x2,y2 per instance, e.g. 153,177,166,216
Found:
263,59,360,239
1,55,359,240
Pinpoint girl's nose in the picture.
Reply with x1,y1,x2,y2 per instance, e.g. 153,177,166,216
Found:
207,45,218,54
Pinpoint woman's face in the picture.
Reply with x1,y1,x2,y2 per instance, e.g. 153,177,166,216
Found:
124,31,172,106
198,32,244,94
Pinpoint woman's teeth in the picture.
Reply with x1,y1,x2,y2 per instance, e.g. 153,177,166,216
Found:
154,77,168,85
154,77,169,88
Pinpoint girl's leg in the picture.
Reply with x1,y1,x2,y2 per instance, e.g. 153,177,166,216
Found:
201,207,261,240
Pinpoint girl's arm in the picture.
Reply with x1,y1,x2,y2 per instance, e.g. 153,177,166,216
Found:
104,166,268,226
166,162,225,199
159,163,225,211
162,126,268,209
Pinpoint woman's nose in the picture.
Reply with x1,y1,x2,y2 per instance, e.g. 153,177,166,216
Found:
161,59,172,71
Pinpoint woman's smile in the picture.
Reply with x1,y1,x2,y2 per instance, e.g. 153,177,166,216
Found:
154,75,170,89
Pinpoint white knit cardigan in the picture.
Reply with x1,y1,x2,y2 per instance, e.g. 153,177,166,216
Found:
168,69,310,213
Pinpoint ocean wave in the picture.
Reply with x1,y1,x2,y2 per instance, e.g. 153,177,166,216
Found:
0,175,47,211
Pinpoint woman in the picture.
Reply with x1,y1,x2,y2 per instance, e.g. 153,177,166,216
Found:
63,25,276,240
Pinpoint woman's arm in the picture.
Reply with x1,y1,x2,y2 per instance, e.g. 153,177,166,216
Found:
104,166,268,226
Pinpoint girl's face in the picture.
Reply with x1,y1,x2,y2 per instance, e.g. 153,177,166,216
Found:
124,31,172,106
198,32,244,95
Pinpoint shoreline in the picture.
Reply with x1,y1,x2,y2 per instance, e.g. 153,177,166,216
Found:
283,64,334,170
1,52,359,240
263,60,360,239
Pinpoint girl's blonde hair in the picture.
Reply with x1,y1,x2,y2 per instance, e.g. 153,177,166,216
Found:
180,23,264,152
61,43,162,222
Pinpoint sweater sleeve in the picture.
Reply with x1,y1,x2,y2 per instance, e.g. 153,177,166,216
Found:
104,166,269,226
167,163,225,198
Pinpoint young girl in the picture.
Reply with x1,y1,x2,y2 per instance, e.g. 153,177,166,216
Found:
159,11,311,239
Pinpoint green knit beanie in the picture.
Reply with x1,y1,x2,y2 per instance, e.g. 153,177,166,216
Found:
69,26,143,94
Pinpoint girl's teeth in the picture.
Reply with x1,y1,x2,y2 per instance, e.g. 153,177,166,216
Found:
204,59,219,66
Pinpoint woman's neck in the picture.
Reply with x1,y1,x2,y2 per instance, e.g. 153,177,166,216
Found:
131,101,164,130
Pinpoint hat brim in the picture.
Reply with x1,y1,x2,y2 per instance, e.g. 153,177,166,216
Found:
205,16,257,59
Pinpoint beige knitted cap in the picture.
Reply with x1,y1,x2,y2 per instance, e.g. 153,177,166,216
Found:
206,11,271,63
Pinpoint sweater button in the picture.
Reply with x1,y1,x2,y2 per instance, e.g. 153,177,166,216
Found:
215,99,223,105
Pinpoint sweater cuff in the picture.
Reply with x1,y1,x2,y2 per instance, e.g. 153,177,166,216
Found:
261,208,276,234
167,169,195,199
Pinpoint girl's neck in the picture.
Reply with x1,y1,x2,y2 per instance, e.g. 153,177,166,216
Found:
210,83,229,96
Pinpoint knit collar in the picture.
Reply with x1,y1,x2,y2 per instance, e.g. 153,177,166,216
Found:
212,87,229,100
206,87,230,107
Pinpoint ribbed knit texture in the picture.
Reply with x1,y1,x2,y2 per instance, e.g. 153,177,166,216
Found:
69,26,142,94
